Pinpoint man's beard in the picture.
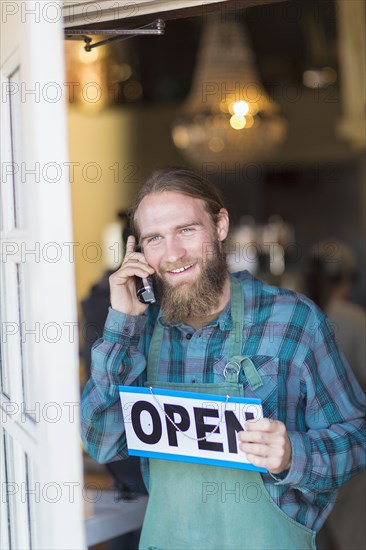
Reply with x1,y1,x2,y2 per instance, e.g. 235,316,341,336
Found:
153,239,228,326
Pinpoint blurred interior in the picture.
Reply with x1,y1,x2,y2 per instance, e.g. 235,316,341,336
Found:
64,0,365,548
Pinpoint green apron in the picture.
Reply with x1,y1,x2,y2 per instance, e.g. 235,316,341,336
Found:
139,276,316,550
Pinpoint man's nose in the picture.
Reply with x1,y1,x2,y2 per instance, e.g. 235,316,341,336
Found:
164,237,186,263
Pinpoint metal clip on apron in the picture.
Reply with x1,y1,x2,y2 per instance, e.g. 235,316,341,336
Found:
139,276,316,550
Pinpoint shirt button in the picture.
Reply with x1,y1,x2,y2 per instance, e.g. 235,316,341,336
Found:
186,333,192,340
191,378,196,383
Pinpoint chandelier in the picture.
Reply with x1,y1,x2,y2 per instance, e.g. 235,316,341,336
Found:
172,19,287,167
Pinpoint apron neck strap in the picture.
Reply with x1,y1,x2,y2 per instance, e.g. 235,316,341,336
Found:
147,275,244,380
228,275,244,358
147,317,164,381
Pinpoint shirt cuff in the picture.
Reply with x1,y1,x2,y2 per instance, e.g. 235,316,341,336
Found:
270,431,310,489
103,307,148,345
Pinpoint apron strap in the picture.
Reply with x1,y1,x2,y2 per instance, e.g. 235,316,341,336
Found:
228,275,244,358
147,317,164,381
226,278,264,390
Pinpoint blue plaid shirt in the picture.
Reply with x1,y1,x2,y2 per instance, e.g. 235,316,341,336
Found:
81,271,365,531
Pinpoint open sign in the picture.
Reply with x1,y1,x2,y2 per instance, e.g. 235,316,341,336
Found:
119,386,266,473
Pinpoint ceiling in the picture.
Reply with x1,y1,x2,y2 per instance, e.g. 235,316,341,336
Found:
103,0,338,103
66,0,365,151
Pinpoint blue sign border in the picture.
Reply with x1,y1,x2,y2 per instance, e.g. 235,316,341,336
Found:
128,449,267,473
119,385,262,405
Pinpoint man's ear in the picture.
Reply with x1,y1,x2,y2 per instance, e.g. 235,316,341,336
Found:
216,208,229,242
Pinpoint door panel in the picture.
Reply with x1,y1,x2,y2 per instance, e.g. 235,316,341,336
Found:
1,2,85,548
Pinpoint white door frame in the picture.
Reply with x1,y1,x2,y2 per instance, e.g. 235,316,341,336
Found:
1,2,85,548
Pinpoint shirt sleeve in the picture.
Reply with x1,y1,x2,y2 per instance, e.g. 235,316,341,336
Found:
80,307,149,464
275,311,366,494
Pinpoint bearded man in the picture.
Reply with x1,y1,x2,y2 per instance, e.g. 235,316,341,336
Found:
81,167,365,550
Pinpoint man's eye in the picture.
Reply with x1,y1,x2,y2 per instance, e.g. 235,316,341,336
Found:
148,235,160,243
181,227,194,234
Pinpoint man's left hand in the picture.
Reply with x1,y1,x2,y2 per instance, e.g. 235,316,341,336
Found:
238,418,292,474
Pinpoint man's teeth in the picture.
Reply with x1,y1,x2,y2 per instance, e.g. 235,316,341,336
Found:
170,265,193,273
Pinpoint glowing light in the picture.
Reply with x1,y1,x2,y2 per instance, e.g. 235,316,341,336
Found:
208,137,225,152
270,244,285,276
230,115,246,130
117,63,133,82
322,67,337,84
303,70,321,88
233,100,249,116
172,126,190,149
171,19,287,165
303,67,337,88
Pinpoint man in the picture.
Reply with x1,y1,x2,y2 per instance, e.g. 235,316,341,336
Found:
81,167,365,550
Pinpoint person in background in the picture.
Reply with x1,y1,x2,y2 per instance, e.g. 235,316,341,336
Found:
305,240,366,550
305,239,365,391
81,168,365,550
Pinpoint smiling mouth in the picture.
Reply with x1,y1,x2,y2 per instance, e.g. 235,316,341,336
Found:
167,264,194,274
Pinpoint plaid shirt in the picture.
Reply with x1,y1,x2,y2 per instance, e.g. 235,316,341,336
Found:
81,271,366,531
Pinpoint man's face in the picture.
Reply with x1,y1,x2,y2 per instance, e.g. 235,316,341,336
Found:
135,191,229,324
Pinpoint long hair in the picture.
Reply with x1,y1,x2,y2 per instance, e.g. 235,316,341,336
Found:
129,167,225,237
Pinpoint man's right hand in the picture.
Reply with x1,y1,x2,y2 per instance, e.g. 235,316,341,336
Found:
109,235,155,315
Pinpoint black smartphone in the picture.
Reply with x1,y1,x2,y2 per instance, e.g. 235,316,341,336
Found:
136,275,156,304
134,246,156,304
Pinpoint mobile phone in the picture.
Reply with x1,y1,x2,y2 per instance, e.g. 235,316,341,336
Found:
134,245,156,304
136,275,156,304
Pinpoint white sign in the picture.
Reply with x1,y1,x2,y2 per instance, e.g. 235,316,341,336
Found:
119,386,266,472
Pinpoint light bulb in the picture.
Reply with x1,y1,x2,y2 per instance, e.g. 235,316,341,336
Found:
233,100,249,116
230,115,246,130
